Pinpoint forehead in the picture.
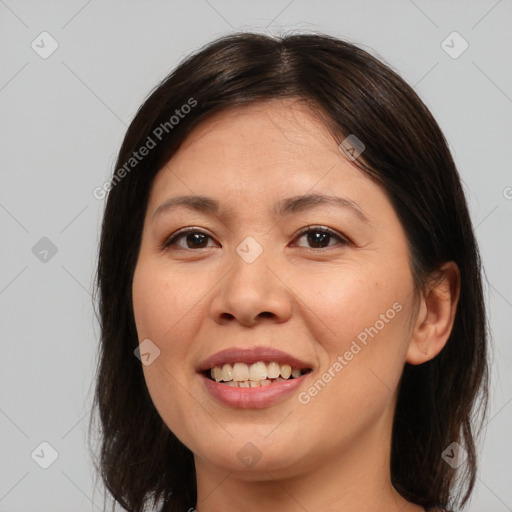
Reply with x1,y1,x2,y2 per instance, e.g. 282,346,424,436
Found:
149,99,372,205
179,98,335,151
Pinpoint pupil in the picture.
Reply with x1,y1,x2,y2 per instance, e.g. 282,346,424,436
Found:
187,232,207,248
308,231,329,248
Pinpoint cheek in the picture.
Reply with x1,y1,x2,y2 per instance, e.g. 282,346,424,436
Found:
132,261,200,433
296,263,410,352
131,257,216,412
132,259,204,347
293,271,412,433
292,261,415,419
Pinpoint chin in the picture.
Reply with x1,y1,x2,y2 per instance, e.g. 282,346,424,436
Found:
190,430,311,477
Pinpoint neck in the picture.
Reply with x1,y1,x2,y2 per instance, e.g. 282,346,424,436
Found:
193,408,423,512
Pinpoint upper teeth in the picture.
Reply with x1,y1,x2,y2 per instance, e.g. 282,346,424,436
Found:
210,361,303,382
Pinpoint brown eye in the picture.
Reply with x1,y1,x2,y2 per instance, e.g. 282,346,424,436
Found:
163,229,216,250
294,226,349,249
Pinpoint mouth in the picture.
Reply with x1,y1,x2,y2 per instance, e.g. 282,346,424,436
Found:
203,361,313,388
197,347,314,408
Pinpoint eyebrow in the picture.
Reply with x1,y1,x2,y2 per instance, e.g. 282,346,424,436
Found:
152,193,370,224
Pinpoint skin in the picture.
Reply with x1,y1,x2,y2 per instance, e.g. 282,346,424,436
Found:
131,99,460,512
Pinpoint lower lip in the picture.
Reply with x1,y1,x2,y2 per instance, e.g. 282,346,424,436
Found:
201,373,310,409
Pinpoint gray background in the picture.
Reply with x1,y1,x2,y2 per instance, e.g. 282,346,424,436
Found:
1,1,511,511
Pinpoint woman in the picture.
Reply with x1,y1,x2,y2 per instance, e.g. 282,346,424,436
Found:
91,32,489,512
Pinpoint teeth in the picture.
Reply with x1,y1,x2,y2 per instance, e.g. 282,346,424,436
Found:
212,366,223,382
280,364,292,379
222,363,233,381
209,360,308,384
232,362,249,381
220,378,277,387
249,361,267,381
267,361,280,379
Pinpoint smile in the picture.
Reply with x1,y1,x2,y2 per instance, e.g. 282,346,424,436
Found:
198,346,314,408
207,361,312,387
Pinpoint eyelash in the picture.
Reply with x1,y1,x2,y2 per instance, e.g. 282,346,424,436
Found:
162,225,351,251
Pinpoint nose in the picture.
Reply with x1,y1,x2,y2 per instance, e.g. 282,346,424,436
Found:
209,247,292,327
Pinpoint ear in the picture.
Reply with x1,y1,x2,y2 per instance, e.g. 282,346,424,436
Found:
406,261,460,365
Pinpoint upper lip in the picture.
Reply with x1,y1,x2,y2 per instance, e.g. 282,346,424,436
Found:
197,346,313,372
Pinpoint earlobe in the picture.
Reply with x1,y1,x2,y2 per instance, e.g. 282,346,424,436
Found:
406,262,460,365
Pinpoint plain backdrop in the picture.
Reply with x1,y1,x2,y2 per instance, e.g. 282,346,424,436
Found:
0,1,511,511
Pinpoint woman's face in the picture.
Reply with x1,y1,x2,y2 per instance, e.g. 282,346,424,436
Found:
132,99,418,478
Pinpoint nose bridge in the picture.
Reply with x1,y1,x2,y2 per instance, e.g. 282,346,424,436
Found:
232,235,270,290
210,234,292,325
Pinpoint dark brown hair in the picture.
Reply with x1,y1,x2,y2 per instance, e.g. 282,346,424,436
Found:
91,32,489,512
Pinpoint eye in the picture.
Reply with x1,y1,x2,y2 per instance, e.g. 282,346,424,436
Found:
162,228,217,250
293,226,350,249
162,225,350,252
